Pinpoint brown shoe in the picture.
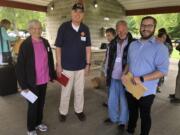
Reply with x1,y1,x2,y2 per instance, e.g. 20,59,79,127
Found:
102,102,108,108
75,112,86,121
169,94,175,99
118,124,125,131
170,98,180,103
104,118,113,124
58,114,66,122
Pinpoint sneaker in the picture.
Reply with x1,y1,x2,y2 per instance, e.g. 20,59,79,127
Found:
169,94,175,99
170,98,180,103
35,124,48,132
58,114,66,122
75,112,86,121
27,130,37,135
104,118,113,124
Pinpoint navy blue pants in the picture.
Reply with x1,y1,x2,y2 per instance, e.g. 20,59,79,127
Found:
27,84,47,131
126,92,155,135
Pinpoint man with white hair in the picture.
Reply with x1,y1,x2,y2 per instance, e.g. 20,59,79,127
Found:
55,3,91,122
122,16,169,135
105,20,135,132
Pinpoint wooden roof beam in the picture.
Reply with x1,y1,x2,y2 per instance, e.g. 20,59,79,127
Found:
0,0,47,12
126,6,180,16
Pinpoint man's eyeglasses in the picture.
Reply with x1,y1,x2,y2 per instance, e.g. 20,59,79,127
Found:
141,24,154,29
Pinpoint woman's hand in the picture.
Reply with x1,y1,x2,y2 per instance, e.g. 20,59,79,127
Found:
18,89,30,93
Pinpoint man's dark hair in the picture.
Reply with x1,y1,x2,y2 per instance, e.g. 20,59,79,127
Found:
105,28,116,36
0,19,11,27
158,28,167,38
158,28,167,34
141,16,157,28
157,32,166,38
158,28,172,45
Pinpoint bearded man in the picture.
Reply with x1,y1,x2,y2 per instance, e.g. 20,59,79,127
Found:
121,16,169,135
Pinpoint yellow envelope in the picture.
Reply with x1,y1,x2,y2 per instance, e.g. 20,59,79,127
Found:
122,72,147,100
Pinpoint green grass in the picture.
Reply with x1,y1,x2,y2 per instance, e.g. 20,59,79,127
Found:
171,48,180,59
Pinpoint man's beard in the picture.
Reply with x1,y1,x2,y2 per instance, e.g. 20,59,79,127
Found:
118,34,127,40
140,30,154,40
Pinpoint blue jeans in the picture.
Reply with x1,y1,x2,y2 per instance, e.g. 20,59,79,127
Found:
108,79,128,125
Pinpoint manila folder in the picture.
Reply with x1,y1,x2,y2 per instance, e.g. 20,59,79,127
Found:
123,72,147,100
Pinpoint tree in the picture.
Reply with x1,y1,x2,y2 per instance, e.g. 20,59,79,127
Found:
0,7,46,31
127,16,139,35
127,13,180,39
169,14,180,39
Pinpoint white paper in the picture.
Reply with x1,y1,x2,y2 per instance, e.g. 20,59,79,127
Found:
115,57,121,63
20,91,38,103
0,53,8,65
0,54,2,64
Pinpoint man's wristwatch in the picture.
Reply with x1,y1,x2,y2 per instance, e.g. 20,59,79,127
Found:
86,63,91,66
140,76,144,82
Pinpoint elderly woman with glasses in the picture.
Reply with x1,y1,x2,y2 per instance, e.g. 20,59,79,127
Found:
16,20,56,135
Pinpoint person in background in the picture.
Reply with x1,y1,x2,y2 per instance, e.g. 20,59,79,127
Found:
105,20,135,133
169,44,180,103
16,20,56,135
156,31,169,93
0,19,18,64
158,28,173,55
55,3,91,122
103,28,116,76
102,27,116,107
156,32,167,44
156,28,173,93
106,28,116,43
122,16,169,135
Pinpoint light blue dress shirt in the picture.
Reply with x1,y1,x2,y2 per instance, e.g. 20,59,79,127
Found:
127,37,169,96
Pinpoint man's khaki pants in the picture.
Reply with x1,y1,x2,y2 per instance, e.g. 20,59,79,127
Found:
59,69,85,115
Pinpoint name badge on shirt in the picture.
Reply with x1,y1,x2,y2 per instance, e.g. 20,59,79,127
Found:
81,36,86,41
115,57,121,63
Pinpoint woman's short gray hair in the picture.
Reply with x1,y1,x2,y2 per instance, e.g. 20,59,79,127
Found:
28,19,42,30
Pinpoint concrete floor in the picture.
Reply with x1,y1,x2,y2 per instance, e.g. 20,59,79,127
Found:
0,59,179,135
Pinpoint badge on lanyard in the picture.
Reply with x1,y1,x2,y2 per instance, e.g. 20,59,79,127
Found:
80,32,86,41
47,47,50,52
115,57,121,63
81,37,86,41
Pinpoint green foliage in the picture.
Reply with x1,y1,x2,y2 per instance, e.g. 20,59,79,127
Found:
127,16,139,35
171,47,180,59
0,7,46,31
127,13,180,39
0,7,179,39
168,14,180,39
